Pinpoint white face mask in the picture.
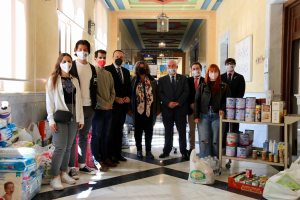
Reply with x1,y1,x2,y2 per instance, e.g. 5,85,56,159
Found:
77,51,89,60
192,70,201,77
167,68,177,75
209,72,219,80
226,64,235,72
60,62,72,73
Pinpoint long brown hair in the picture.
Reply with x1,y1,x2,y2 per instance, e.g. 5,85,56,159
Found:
47,53,75,91
205,64,221,94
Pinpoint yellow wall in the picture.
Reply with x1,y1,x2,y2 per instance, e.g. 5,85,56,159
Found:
216,0,266,93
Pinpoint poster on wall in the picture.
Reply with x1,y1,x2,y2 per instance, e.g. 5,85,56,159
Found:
149,65,157,78
234,35,253,82
141,54,157,65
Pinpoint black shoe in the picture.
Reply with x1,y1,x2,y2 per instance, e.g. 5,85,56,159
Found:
79,165,96,175
110,156,120,164
146,151,154,159
116,155,127,161
69,168,79,180
182,153,190,161
137,151,143,158
159,152,169,158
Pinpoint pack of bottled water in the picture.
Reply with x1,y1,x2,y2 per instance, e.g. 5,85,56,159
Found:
203,156,219,178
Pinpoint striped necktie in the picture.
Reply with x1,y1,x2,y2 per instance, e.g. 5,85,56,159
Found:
117,67,123,84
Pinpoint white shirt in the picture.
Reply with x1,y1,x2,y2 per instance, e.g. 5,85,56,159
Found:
169,74,176,83
76,60,92,106
113,63,124,83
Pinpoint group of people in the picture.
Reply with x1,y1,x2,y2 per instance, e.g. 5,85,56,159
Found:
46,39,245,191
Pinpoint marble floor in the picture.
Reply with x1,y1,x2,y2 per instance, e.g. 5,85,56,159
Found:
33,143,281,200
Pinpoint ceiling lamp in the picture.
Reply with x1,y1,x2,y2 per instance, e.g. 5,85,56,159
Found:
159,40,165,49
157,0,169,32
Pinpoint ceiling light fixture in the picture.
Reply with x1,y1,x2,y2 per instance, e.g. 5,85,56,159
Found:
157,0,169,32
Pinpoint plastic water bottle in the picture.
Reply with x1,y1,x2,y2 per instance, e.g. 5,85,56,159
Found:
214,157,219,177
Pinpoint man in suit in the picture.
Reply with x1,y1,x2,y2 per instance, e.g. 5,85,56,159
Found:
221,58,246,147
158,60,190,160
187,61,205,155
105,50,131,163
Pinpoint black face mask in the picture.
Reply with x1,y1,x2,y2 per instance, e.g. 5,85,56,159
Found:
138,68,146,75
115,58,123,65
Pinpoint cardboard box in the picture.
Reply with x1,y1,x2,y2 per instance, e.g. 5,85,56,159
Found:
266,90,274,105
228,171,264,194
261,105,271,123
272,101,284,123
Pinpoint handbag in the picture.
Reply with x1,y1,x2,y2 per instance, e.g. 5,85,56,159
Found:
54,77,74,123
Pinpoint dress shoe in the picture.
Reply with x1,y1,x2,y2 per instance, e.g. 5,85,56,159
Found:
137,151,143,158
146,151,154,159
103,158,117,167
159,152,169,158
182,153,190,161
109,156,120,164
116,155,127,161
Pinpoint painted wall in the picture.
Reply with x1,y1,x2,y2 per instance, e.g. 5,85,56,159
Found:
119,20,138,50
216,0,266,93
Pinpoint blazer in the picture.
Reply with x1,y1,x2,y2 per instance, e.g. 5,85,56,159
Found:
157,74,189,118
46,75,84,125
105,64,132,112
221,72,245,98
187,76,205,115
72,60,97,110
128,74,161,126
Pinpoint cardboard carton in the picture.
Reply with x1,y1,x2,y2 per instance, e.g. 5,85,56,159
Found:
272,101,284,123
261,105,271,123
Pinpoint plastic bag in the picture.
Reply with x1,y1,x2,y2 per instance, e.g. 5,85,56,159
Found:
0,127,13,141
188,150,215,184
38,120,52,141
18,129,33,142
27,123,42,146
75,132,94,168
0,131,21,147
40,144,55,184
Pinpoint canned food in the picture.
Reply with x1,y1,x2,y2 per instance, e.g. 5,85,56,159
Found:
237,147,247,158
262,151,267,161
246,169,252,179
268,154,273,162
235,109,245,121
226,146,236,157
226,132,237,146
245,109,255,122
252,150,257,160
241,180,246,184
239,134,249,145
246,180,252,185
252,181,259,186
226,108,235,120
260,176,268,185
274,155,278,163
226,98,236,108
246,97,256,109
279,150,284,158
236,98,246,109
245,130,254,144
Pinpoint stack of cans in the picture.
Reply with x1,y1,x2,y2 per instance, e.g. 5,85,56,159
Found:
235,130,254,158
235,98,246,121
226,98,236,120
245,97,256,121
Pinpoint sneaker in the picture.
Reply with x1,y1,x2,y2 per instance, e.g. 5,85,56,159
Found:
61,173,76,185
79,165,96,175
69,168,80,180
50,177,64,190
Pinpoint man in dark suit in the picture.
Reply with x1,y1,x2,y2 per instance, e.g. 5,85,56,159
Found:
187,62,205,155
158,60,190,160
221,58,246,147
105,50,131,163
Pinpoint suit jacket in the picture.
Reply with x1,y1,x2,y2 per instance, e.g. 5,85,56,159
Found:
157,74,189,118
187,76,205,115
105,64,132,112
221,72,245,98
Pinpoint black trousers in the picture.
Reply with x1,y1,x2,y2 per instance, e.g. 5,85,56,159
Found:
134,112,153,152
163,114,188,154
108,108,126,157
222,122,240,148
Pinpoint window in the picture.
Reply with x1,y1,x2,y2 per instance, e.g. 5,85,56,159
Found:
59,19,71,55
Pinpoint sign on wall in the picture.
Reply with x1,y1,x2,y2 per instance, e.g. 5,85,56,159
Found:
141,54,157,65
235,35,253,82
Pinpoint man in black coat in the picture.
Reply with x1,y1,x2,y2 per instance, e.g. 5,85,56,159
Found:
187,62,205,155
221,58,245,147
105,50,131,163
158,60,190,160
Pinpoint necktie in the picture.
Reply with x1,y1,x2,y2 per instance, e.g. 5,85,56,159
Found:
117,67,123,84
171,76,175,92
195,77,199,92
228,73,232,87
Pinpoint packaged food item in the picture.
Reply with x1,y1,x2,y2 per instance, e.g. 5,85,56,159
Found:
0,148,36,159
246,169,252,179
252,180,259,186
239,134,249,145
235,109,245,121
0,127,13,141
268,154,273,162
226,109,235,120
245,130,254,144
252,150,257,160
272,101,284,123
246,97,256,109
237,147,247,158
236,98,246,109
245,109,255,122
255,105,261,122
234,174,245,182
276,174,300,191
261,104,271,123
0,119,7,129
266,90,274,105
226,133,237,146
226,98,236,108
246,180,252,185
0,158,36,172
262,151,267,161
260,175,268,185
226,146,236,157
274,155,278,163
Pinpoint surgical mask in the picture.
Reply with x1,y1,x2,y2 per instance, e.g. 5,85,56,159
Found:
209,72,219,80
115,58,123,66
77,51,88,60
226,64,235,72
167,68,177,75
192,70,201,77
60,62,72,73
138,68,146,75
97,59,106,68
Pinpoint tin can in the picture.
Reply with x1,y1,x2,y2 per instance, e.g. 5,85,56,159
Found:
252,174,256,178
226,98,236,109
280,156,284,163
245,130,254,144
246,180,252,185
226,108,235,120
268,154,273,162
245,109,255,122
237,147,247,158
226,132,237,146
236,98,246,109
226,146,236,157
252,150,257,160
241,180,246,184
246,97,256,109
235,109,245,121
260,176,267,185
246,169,252,179
239,134,249,145
279,150,284,158
252,181,259,186
262,151,267,161
274,155,278,163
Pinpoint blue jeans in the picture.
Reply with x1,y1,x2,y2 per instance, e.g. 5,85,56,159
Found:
91,109,112,165
198,109,220,159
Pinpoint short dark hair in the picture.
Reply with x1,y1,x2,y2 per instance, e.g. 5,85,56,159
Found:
191,61,202,70
74,40,91,56
4,182,13,189
113,50,123,57
94,49,107,58
225,58,236,65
